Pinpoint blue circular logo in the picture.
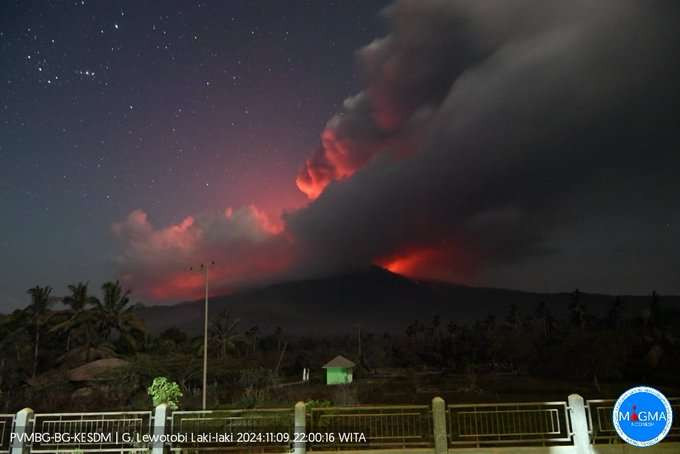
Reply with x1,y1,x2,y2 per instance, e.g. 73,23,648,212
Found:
613,386,673,447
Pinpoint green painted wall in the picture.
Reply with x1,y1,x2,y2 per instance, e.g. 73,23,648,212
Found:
325,367,353,385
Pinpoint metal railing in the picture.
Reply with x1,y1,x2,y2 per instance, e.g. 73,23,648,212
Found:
586,398,680,444
169,408,294,452
308,405,433,450
447,401,572,447
4,395,679,453
0,414,14,453
29,411,153,453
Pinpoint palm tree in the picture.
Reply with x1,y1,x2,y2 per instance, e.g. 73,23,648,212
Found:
569,289,587,332
0,309,33,369
483,314,497,334
25,285,54,378
51,282,99,353
649,291,661,327
446,321,459,340
505,304,520,331
606,296,624,330
431,315,442,344
209,310,241,359
405,322,417,345
274,326,283,352
414,320,425,346
534,301,553,338
93,281,144,350
244,325,260,356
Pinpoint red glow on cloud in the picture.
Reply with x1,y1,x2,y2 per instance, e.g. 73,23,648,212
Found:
381,250,432,276
295,105,416,200
377,244,477,283
149,272,206,301
380,249,436,276
233,204,283,235
295,144,347,200
296,96,393,200
114,205,292,302
295,162,332,200
147,250,292,301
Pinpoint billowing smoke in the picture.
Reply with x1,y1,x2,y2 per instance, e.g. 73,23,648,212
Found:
112,206,290,301
289,0,680,284
115,0,680,300
295,0,656,199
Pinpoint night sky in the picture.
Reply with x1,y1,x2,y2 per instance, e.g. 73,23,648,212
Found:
2,1,679,310
1,1,389,308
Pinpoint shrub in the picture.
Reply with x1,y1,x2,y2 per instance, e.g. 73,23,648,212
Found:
235,386,268,408
305,399,332,409
147,376,182,410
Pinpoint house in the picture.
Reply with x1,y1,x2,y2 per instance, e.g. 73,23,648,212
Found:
322,355,355,385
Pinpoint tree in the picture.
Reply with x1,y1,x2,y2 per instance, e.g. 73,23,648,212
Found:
568,289,587,332
534,301,554,338
446,321,458,339
405,322,417,345
414,320,425,345
650,291,661,326
51,282,99,353
274,326,284,352
244,325,260,356
209,310,241,359
25,285,54,378
431,315,441,343
606,296,624,330
482,315,497,338
93,281,144,351
0,309,33,401
505,304,520,331
159,327,188,345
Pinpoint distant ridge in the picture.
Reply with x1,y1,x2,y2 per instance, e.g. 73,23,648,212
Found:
134,266,679,336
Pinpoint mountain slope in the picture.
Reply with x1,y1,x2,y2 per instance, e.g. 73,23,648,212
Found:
135,267,677,336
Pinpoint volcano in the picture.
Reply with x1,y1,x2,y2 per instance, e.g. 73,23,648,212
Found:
133,267,679,337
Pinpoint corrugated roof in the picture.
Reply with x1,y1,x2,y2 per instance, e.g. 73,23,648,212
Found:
322,355,356,368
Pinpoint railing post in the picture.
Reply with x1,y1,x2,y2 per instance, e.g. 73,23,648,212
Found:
11,408,33,454
152,403,168,454
432,397,447,454
294,401,306,454
568,394,591,454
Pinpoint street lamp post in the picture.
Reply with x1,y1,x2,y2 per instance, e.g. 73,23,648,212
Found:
190,261,214,410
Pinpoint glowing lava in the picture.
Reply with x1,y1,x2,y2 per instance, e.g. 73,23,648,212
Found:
377,243,477,284
378,248,437,276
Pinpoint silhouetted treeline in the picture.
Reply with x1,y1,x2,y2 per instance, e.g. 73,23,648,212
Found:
1,286,679,412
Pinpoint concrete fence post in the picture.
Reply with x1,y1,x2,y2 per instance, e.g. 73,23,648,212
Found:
294,401,306,454
10,408,33,454
152,403,168,454
568,394,591,454
432,397,448,454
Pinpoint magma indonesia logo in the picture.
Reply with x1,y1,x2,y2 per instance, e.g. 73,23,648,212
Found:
613,386,673,447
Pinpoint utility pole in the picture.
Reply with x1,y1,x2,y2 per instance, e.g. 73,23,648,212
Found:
190,261,214,410
355,323,362,364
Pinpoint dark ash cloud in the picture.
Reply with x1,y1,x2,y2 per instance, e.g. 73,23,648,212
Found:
116,0,680,299
288,0,680,291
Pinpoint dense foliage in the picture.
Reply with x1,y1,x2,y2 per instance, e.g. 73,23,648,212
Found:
1,284,678,412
